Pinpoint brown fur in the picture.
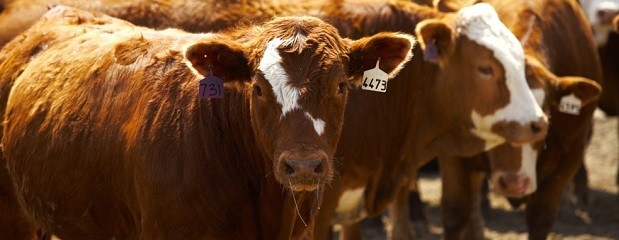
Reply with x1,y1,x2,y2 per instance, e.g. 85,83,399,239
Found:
0,6,414,239
0,1,548,239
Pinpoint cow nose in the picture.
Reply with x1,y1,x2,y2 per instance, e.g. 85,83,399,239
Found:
494,173,531,197
285,157,324,175
530,117,548,134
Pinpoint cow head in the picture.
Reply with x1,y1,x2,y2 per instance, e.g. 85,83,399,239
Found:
580,0,619,45
184,17,415,192
416,3,548,152
485,56,601,197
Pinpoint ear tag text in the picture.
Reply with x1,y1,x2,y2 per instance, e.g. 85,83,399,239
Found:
362,60,388,93
199,67,223,99
559,93,581,115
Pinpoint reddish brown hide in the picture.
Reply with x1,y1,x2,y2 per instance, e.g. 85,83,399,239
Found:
0,6,415,239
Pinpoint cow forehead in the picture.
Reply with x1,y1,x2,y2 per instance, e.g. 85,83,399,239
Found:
457,3,525,72
257,37,333,135
458,4,541,116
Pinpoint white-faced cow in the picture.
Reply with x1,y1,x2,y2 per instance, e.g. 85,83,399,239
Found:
407,0,604,239
0,6,415,239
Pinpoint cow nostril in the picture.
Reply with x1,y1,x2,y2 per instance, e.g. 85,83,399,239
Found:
314,161,324,173
531,122,542,134
285,162,295,175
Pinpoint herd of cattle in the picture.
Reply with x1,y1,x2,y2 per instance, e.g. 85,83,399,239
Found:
0,0,617,239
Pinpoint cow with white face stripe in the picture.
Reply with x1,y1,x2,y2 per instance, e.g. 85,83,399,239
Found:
0,7,417,239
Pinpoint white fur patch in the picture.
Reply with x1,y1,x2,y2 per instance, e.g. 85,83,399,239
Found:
471,111,507,150
531,88,546,106
518,144,538,195
335,188,365,213
258,38,301,117
459,4,545,143
305,112,325,135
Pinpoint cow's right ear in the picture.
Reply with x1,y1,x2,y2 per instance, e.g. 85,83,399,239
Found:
415,19,456,67
184,38,251,82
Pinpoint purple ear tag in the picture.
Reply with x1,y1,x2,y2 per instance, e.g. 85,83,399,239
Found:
199,67,223,99
423,41,439,63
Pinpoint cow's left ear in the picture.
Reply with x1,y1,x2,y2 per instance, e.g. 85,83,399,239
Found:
555,77,602,107
346,32,416,83
184,37,251,82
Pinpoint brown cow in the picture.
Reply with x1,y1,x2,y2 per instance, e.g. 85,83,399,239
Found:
439,56,601,240
0,6,416,239
0,1,549,239
416,0,603,239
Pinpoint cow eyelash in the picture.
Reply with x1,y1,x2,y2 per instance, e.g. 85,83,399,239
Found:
478,66,494,76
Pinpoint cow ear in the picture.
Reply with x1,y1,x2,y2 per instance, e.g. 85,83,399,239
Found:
346,32,416,82
555,77,602,107
184,38,251,82
415,19,456,67
614,15,619,32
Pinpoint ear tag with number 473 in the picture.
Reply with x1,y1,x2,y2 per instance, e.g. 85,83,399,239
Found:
362,60,388,93
559,93,581,115
199,67,223,99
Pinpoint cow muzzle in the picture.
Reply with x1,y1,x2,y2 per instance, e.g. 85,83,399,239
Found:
275,150,331,192
489,171,536,197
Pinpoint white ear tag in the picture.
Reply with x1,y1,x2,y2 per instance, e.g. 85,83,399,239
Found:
362,60,388,93
559,93,581,115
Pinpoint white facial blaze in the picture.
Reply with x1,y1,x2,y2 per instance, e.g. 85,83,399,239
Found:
258,38,301,117
519,144,538,195
459,4,545,144
531,88,546,106
305,112,325,135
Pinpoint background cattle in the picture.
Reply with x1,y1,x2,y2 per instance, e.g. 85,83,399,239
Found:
399,0,604,239
0,5,415,239
580,0,619,192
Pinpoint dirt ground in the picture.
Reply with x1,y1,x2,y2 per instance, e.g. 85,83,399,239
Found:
408,110,619,240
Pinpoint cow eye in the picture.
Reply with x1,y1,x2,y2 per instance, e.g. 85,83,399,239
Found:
478,66,494,76
337,82,347,94
253,85,262,96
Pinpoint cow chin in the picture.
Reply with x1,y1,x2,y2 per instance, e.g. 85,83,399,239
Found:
273,150,332,192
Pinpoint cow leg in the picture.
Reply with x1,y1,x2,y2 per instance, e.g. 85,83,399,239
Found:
439,157,485,240
341,222,361,240
527,145,587,240
572,165,589,207
0,154,38,240
390,184,416,240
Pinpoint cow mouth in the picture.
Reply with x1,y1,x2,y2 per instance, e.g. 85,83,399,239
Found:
288,181,320,192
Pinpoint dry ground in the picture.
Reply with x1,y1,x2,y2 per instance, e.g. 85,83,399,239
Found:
411,110,619,240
